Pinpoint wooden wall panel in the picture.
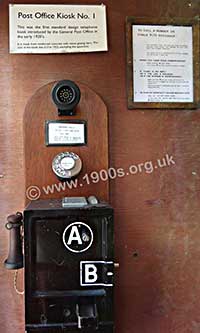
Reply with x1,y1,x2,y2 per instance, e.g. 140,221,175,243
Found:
24,81,109,202
0,0,200,332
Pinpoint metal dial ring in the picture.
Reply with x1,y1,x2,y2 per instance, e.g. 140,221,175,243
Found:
52,152,82,179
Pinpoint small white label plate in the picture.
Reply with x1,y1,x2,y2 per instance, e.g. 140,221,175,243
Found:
46,121,86,146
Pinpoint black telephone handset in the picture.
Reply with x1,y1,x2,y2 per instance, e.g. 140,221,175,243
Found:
4,212,23,270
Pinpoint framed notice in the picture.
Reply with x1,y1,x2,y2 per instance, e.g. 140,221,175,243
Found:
45,120,87,146
126,17,200,109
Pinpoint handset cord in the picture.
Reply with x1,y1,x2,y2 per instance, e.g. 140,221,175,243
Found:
14,270,24,295
14,229,24,295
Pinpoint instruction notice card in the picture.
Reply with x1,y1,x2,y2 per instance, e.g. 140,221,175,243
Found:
9,4,108,53
132,25,193,103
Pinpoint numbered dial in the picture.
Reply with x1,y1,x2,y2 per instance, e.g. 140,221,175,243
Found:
52,152,82,180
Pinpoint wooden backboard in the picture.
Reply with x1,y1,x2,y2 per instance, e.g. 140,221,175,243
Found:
24,81,109,204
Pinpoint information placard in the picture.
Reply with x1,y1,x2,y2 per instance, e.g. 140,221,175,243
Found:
126,17,200,109
9,4,108,54
132,25,193,103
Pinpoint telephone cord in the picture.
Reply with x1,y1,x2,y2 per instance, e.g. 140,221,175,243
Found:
14,270,24,295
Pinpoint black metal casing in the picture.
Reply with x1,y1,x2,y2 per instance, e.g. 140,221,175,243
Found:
24,199,114,333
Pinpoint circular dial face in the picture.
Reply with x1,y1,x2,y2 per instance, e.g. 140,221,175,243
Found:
60,157,75,170
52,152,82,179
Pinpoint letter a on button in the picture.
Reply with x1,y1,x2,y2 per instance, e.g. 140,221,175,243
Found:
67,226,82,245
63,222,93,253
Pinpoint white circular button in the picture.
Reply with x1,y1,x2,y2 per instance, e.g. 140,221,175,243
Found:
60,157,75,170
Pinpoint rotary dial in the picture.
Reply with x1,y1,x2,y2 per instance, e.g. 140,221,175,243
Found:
52,152,82,180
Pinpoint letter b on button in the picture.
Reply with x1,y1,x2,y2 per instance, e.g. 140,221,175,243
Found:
85,264,98,283
80,261,114,287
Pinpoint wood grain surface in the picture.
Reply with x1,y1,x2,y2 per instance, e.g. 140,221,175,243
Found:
0,0,200,333
24,81,109,203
